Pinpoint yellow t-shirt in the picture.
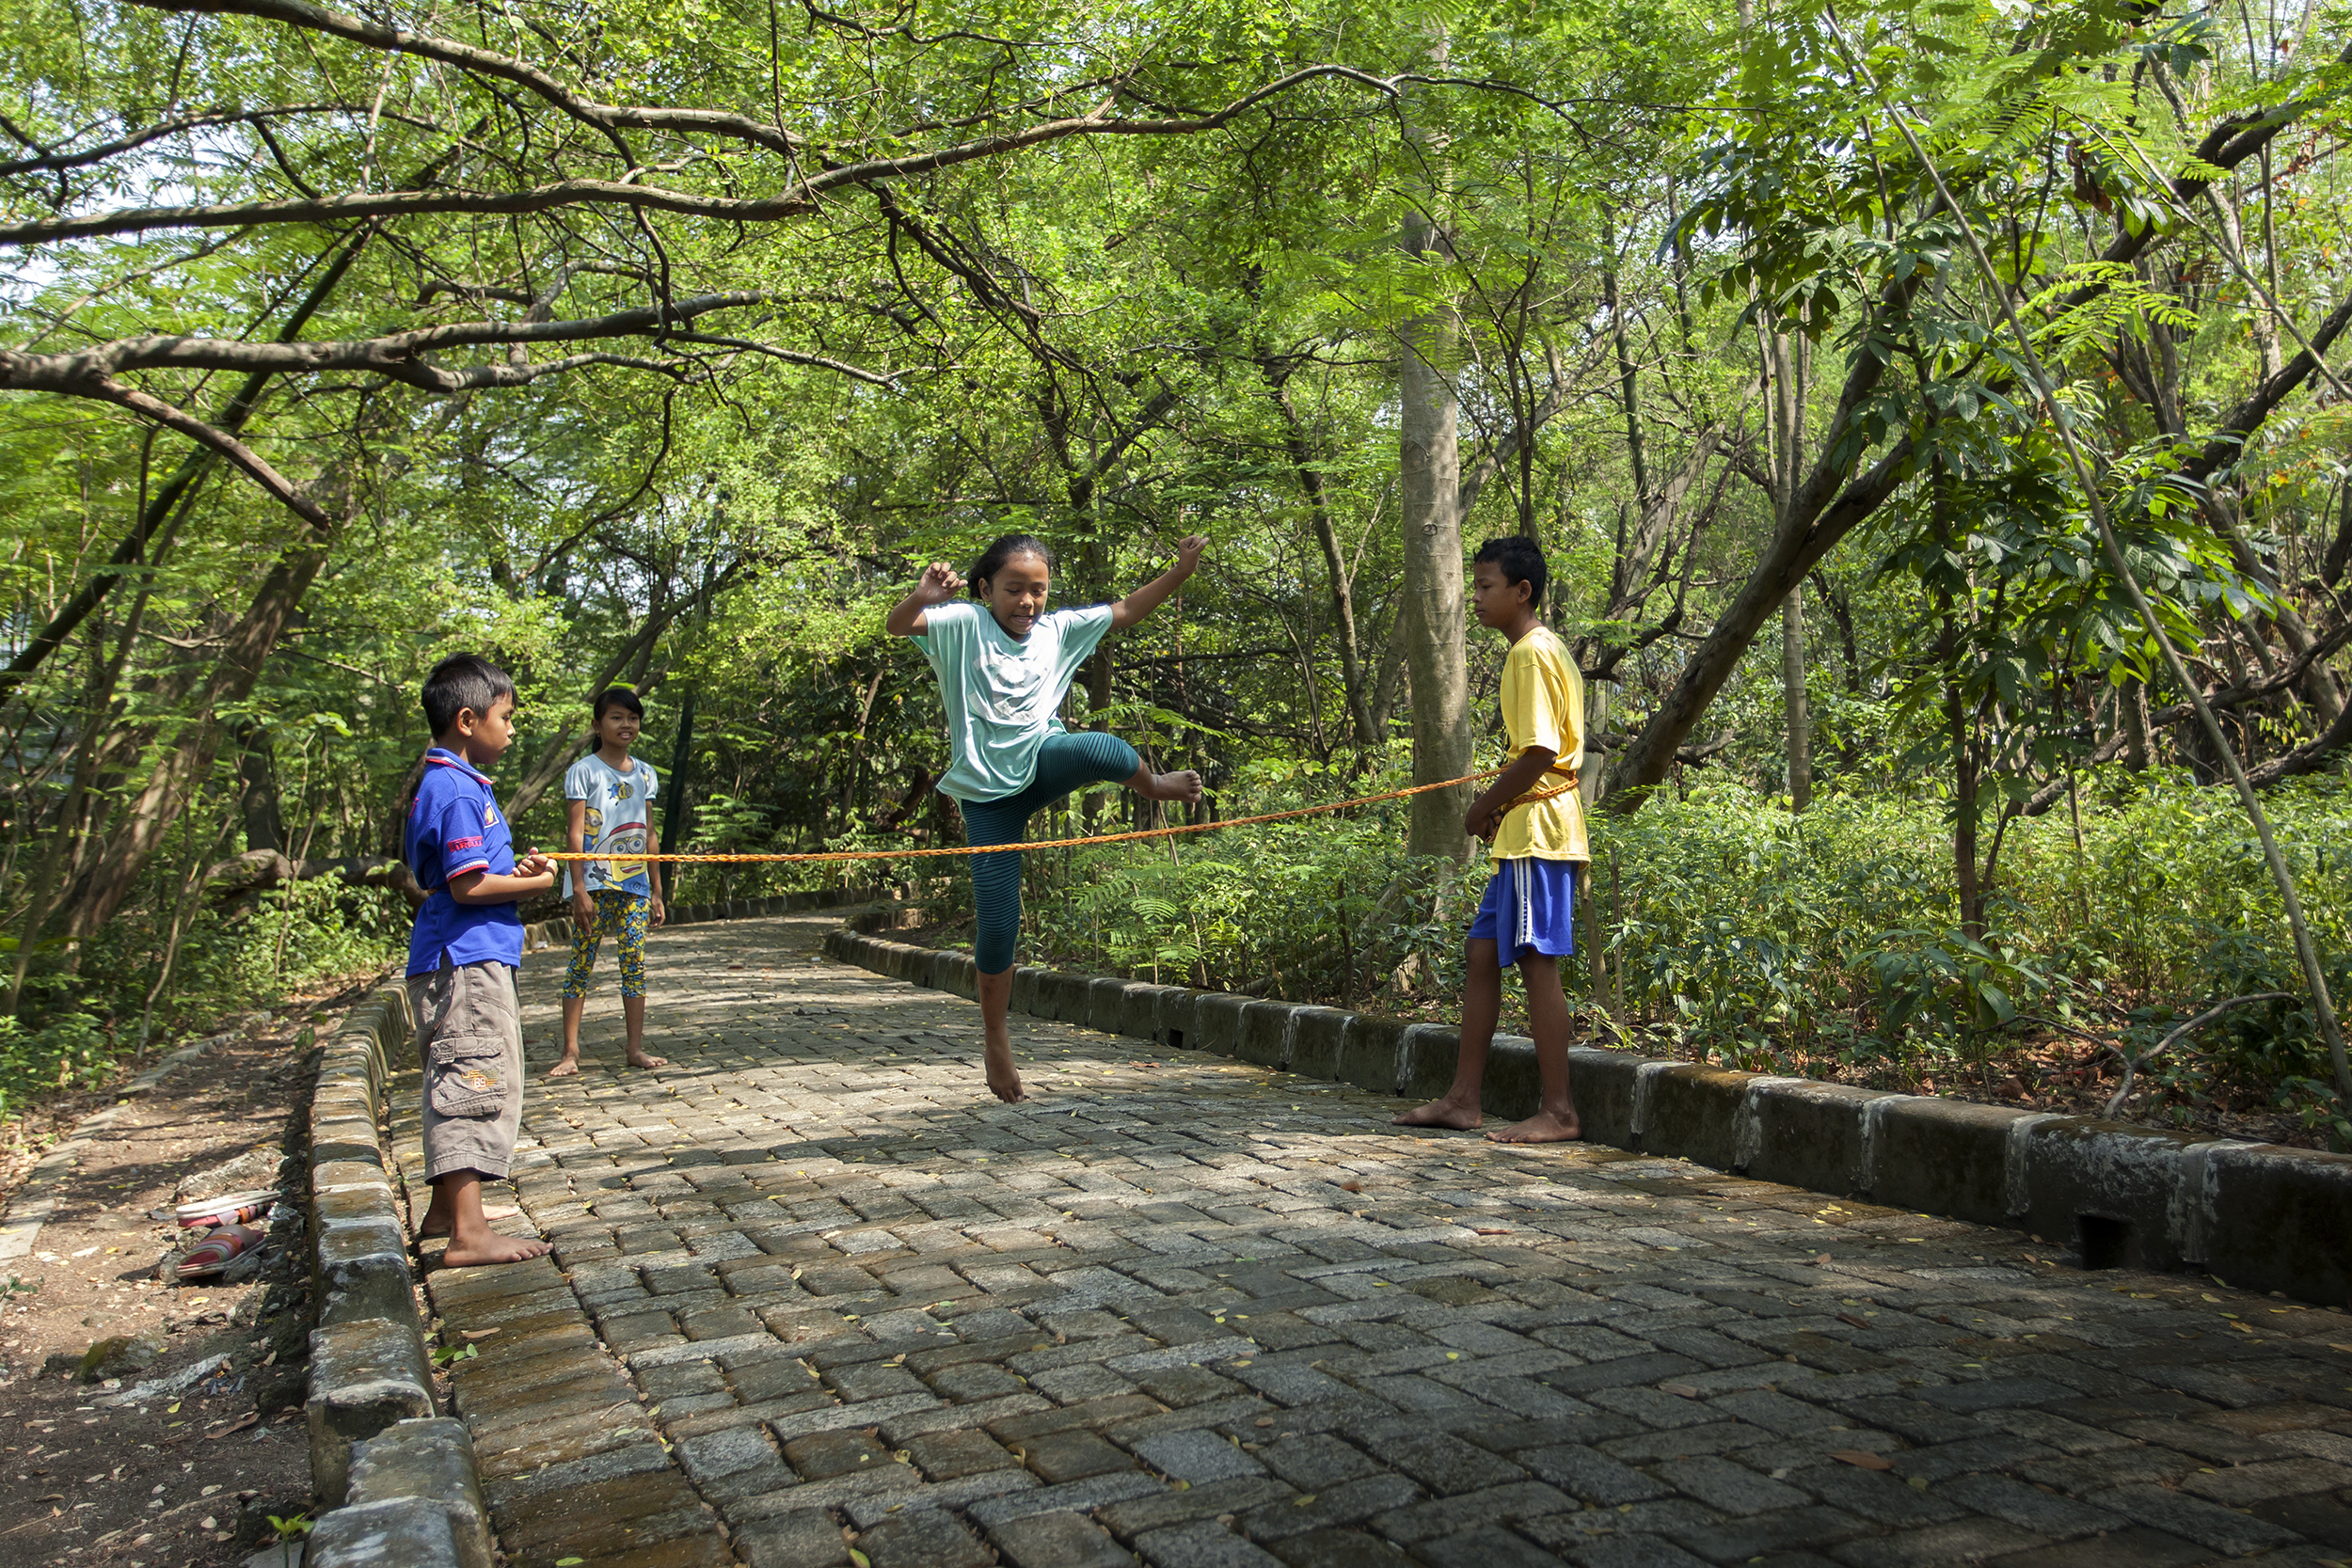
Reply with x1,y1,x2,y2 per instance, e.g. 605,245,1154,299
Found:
1492,626,1588,862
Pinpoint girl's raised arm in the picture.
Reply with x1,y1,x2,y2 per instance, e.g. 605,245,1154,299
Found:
1108,535,1207,631
886,562,965,637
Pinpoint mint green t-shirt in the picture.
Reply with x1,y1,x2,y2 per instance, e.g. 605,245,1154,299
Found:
913,598,1115,802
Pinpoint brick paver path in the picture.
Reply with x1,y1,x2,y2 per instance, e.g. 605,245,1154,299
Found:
401,913,2352,1568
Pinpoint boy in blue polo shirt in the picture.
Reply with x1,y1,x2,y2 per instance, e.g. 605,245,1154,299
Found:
403,654,558,1267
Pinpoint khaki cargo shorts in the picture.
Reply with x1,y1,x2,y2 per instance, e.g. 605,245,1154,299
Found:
407,958,524,1180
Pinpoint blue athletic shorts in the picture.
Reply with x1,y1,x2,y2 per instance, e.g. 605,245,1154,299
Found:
1468,857,1577,964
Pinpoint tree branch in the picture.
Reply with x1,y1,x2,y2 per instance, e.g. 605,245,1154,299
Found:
76,373,336,534
0,60,1407,248
0,292,822,397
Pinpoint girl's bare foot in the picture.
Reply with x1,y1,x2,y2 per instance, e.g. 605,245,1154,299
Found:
1394,1097,1482,1130
1486,1109,1581,1144
547,1056,580,1078
982,1039,1026,1102
625,1051,668,1069
1140,769,1204,804
440,1231,553,1267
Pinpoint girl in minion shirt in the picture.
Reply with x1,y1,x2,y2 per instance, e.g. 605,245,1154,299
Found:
551,687,670,1075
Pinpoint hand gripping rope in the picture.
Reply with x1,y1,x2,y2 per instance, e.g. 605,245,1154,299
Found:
539,768,1581,864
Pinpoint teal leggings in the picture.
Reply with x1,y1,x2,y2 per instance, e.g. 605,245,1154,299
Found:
962,730,1141,974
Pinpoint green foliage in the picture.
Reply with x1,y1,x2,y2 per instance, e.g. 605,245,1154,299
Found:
998,769,2351,1118
0,872,400,1129
3,0,2349,1139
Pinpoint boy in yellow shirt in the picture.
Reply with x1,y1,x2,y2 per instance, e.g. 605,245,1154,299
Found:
1397,536,1588,1142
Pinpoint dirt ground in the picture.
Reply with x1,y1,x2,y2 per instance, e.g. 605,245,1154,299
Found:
0,973,382,1568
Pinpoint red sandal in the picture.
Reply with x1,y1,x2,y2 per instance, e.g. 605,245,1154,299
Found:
176,1224,263,1279
176,1190,275,1230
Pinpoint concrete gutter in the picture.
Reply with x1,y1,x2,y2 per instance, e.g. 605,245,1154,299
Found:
823,917,2352,1309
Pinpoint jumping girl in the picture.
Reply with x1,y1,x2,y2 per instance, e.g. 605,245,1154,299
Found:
887,533,1207,1102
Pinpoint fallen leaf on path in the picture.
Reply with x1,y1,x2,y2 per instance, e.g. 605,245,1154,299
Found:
1831,1450,1893,1471
205,1413,260,1440
460,1328,501,1340
1660,1384,1701,1399
1471,1227,1514,1236
1836,1313,1873,1330
1813,1253,1832,1265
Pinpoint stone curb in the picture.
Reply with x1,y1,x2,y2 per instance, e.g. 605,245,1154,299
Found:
821,916,2352,1308
300,982,493,1568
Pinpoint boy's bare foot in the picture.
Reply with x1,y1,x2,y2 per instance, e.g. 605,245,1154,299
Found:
1394,1097,1482,1130
625,1050,668,1069
547,1056,580,1078
981,1040,1026,1103
1486,1110,1581,1144
418,1205,520,1238
1139,769,1204,804
440,1232,553,1267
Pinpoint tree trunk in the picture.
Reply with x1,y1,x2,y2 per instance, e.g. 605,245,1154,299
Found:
1264,371,1375,747
235,719,286,854
1933,468,1982,939
62,540,329,942
203,848,424,905
1579,680,1611,812
837,668,888,828
1400,201,1470,860
662,684,698,853
2119,677,2154,771
1783,587,1813,811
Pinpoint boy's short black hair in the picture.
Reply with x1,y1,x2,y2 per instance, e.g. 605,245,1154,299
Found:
421,654,516,736
1473,535,1548,609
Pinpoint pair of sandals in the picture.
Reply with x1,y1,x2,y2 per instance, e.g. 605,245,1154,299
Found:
176,1190,275,1279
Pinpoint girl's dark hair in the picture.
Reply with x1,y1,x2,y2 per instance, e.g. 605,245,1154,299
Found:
593,687,645,723
969,533,1054,597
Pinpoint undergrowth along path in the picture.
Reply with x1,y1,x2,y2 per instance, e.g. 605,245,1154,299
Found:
410,911,2352,1568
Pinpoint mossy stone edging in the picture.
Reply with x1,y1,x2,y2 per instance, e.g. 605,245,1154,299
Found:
301,983,494,1568
823,914,2352,1308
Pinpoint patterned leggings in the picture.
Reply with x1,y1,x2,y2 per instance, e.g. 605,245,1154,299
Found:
961,731,1142,975
563,892,650,999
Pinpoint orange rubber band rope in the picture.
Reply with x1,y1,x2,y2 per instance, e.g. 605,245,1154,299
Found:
541,764,1582,864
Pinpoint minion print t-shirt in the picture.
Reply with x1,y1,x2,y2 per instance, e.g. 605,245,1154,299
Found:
562,752,659,896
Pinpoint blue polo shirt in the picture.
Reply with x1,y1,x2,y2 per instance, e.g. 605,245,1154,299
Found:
404,748,524,975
